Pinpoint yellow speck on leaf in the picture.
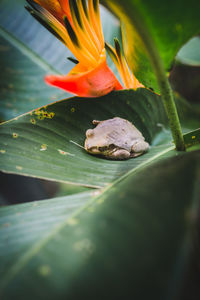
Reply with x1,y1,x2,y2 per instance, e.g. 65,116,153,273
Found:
0,149,6,154
192,136,196,139
40,144,47,151
12,133,18,138
37,115,44,120
34,109,41,116
34,109,55,120
30,118,36,124
71,107,75,113
16,165,23,170
48,112,55,119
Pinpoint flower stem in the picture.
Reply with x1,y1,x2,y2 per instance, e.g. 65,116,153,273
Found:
150,53,186,151
159,80,185,151
128,8,186,151
107,2,186,151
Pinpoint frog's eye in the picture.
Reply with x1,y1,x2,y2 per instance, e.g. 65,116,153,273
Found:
108,144,115,150
86,129,94,137
98,146,108,152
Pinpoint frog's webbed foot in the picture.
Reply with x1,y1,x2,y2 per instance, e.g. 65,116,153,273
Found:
108,149,130,160
130,152,143,158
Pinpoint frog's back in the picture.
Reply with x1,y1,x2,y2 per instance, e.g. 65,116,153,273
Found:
95,117,143,151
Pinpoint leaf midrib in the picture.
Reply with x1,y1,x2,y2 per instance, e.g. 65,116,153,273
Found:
0,143,174,291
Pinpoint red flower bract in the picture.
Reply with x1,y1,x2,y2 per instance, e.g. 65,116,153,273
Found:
45,58,122,97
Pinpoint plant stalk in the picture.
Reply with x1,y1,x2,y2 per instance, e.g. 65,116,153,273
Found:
107,1,186,151
131,10,186,151
152,56,186,151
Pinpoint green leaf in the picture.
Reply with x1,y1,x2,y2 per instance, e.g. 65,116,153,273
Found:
103,0,200,92
0,89,170,187
0,0,69,74
0,0,71,121
0,89,200,187
0,190,94,292
0,30,66,122
176,37,200,66
0,150,200,299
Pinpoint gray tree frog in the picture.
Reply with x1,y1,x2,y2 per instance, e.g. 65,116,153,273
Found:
84,117,149,160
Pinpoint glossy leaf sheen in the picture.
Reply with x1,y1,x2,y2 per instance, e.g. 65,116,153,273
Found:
0,150,200,299
0,1,200,299
0,89,167,187
0,33,66,122
104,0,200,92
176,37,200,66
0,89,200,187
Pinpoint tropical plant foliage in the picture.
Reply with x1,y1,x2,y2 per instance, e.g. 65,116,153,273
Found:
0,0,200,299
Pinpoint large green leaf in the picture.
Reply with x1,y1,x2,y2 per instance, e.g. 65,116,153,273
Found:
0,0,69,74
0,191,93,292
0,149,200,299
0,2,199,298
103,0,200,92
0,0,69,122
0,89,200,187
0,32,66,122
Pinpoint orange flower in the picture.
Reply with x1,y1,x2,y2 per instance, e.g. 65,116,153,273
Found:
26,0,123,97
106,39,143,90
33,0,71,23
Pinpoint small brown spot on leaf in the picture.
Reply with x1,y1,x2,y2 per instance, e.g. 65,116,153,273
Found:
30,118,36,124
12,133,18,138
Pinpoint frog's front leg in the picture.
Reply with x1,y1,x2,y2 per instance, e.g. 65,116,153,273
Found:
131,140,149,154
108,149,130,160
